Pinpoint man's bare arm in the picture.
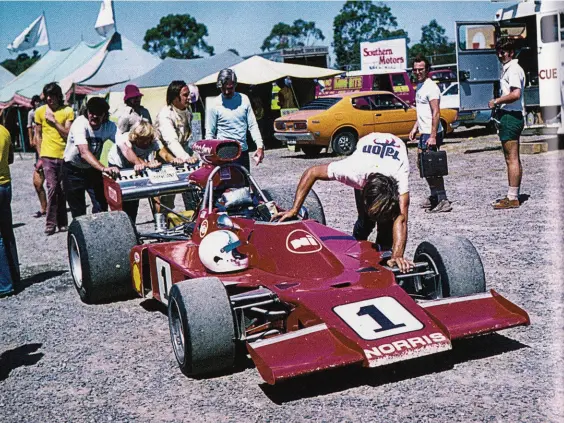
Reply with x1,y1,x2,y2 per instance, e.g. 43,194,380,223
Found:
387,193,413,273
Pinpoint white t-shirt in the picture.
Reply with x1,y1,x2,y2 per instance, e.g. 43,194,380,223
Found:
64,116,117,168
415,78,443,134
500,59,525,114
107,131,162,168
327,132,409,195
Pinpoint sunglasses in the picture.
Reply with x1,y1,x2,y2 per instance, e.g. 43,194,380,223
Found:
413,68,426,73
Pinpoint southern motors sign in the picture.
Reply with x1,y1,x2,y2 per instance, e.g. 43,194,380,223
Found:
360,38,407,71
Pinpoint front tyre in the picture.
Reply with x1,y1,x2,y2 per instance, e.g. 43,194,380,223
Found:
263,186,326,225
168,278,236,376
413,236,486,298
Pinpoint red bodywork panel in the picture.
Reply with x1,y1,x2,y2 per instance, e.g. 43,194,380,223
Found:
133,212,530,384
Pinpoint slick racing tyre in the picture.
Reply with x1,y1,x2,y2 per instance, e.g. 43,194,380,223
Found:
262,186,326,225
168,277,236,376
413,236,486,298
68,211,138,304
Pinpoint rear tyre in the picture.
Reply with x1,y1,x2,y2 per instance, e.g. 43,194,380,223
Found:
301,145,323,158
68,211,138,304
168,277,235,376
262,186,326,225
332,130,357,156
413,236,486,298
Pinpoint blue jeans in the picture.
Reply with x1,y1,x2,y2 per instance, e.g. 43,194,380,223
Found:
0,182,19,293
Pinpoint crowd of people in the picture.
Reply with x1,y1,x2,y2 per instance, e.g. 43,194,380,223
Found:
0,43,526,295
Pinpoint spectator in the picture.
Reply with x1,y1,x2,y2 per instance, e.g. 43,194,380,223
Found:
35,82,74,236
117,84,152,134
0,124,19,297
205,69,264,170
488,38,525,209
28,95,47,218
62,97,119,218
277,77,297,109
154,80,198,212
409,54,452,213
275,132,413,273
107,121,188,223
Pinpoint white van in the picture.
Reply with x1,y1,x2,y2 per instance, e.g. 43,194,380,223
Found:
455,0,563,134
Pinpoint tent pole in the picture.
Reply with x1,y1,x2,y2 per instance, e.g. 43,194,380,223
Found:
16,107,26,153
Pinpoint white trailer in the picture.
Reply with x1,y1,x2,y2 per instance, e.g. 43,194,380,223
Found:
455,0,563,134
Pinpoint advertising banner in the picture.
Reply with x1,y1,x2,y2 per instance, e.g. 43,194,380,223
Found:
360,38,407,72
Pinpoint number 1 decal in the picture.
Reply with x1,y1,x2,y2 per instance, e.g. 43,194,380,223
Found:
334,297,423,340
156,257,172,304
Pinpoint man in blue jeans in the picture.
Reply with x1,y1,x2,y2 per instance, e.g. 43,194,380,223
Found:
409,54,452,213
0,124,19,297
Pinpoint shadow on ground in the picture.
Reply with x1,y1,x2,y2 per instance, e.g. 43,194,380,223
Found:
0,343,44,381
15,270,67,294
260,333,528,404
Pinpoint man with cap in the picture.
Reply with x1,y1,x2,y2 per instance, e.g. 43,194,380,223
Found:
117,84,152,134
205,68,265,170
62,97,119,218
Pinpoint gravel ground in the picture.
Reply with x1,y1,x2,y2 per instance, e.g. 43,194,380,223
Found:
1,128,563,423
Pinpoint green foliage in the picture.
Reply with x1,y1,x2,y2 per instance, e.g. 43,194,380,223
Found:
261,19,325,51
332,1,408,70
1,50,41,76
143,14,214,59
408,20,455,66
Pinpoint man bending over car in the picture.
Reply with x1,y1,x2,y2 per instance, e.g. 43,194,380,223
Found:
274,132,414,273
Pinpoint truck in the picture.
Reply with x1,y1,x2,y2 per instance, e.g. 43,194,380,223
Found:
455,0,563,135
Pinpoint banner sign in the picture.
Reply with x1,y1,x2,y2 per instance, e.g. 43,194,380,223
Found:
360,38,407,72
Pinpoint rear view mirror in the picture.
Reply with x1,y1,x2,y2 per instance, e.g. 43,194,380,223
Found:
459,70,470,82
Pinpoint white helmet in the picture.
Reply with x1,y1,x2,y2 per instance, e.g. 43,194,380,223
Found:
199,230,249,273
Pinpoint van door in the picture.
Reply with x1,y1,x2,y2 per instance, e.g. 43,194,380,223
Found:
537,12,561,108
456,22,500,121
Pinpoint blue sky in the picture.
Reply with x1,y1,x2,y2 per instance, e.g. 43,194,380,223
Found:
0,1,506,65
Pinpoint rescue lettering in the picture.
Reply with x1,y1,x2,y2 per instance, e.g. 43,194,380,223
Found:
539,68,558,80
362,140,400,160
364,332,448,358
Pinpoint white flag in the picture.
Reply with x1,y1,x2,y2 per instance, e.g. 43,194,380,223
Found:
7,15,49,53
95,0,115,37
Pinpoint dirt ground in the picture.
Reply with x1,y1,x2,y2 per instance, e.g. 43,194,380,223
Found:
0,127,562,423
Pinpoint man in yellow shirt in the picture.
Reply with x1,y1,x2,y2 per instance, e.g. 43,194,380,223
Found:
35,83,74,235
0,124,19,297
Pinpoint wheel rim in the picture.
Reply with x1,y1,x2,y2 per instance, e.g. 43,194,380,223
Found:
337,134,352,152
69,234,83,290
169,296,186,365
417,252,443,299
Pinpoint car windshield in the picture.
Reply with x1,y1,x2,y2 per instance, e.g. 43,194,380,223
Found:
300,97,342,110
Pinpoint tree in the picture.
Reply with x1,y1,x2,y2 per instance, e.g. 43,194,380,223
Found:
143,14,214,59
408,20,455,66
261,20,325,51
1,50,41,76
333,1,408,70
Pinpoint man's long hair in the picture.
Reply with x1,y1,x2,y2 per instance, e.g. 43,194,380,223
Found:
166,80,188,106
42,82,64,104
362,173,400,222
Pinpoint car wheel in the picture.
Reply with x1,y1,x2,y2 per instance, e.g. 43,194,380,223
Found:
332,130,357,156
262,186,326,225
68,211,138,304
301,145,323,158
440,119,449,137
413,236,486,298
168,277,235,376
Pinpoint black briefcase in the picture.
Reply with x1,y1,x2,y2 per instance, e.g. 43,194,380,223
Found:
419,150,448,178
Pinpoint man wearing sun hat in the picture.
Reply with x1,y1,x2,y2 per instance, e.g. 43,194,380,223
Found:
117,84,152,134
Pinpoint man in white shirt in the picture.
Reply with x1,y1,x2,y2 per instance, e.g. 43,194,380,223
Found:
62,97,119,218
488,38,525,209
409,55,452,213
205,69,264,170
275,132,413,273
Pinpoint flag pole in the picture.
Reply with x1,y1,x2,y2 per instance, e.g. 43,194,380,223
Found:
110,0,117,33
42,10,51,50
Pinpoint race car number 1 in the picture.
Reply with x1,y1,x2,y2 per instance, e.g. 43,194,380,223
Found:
156,257,172,304
334,297,423,340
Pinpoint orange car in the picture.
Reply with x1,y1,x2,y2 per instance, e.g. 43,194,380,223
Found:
274,91,457,157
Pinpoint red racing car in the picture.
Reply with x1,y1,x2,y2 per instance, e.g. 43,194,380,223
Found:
67,139,529,385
